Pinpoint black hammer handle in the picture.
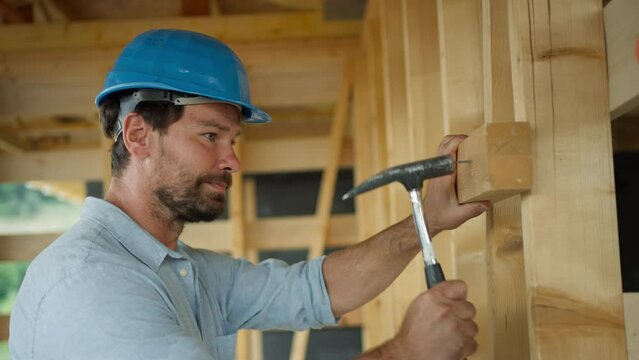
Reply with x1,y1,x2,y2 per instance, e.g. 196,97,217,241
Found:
425,262,446,289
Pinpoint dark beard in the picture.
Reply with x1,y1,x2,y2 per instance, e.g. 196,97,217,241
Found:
154,172,232,223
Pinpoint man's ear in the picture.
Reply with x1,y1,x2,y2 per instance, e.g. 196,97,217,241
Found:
121,113,154,159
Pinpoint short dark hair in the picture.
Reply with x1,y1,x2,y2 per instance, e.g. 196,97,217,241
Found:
99,92,185,177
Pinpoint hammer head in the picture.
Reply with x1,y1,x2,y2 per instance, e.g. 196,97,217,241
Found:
342,155,455,200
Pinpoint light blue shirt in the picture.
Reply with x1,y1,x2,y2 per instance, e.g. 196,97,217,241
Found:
9,197,337,359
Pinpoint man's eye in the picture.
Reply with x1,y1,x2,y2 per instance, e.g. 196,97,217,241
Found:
203,133,217,141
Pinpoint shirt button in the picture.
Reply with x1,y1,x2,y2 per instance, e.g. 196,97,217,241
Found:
179,268,188,277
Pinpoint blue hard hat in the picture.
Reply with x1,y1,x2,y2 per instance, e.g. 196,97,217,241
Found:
95,29,271,124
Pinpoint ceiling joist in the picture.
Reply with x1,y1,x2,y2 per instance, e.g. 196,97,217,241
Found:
0,12,360,51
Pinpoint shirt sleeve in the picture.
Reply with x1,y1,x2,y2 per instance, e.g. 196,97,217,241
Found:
30,266,217,360
221,255,339,332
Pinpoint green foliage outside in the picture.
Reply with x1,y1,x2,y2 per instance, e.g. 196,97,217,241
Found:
0,183,83,360
0,183,82,235
0,262,29,315
0,341,8,360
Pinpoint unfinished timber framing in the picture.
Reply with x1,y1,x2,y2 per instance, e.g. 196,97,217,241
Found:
355,0,626,358
289,57,354,360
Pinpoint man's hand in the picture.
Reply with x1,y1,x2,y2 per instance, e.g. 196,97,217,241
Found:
424,135,491,235
358,281,478,360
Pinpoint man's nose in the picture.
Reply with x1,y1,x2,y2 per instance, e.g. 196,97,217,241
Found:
219,146,241,173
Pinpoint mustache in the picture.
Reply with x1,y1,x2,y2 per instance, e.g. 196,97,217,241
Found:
196,173,233,189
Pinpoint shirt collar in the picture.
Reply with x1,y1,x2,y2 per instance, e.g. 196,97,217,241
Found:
81,197,185,272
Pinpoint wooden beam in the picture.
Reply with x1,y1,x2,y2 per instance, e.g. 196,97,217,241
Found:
456,122,532,203
0,136,353,183
605,0,639,119
243,137,353,174
0,233,59,261
0,12,360,52
0,215,358,260
181,0,210,16
378,0,424,338
436,2,490,360
33,0,69,24
290,58,352,360
511,0,626,357
0,315,8,341
0,37,356,118
480,0,529,358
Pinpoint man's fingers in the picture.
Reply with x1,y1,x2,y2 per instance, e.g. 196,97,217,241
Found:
432,280,468,300
457,201,492,219
452,300,476,321
438,135,467,156
460,337,479,359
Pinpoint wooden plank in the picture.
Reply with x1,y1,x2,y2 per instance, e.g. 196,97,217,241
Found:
510,0,627,358
456,122,532,203
486,195,529,359
358,3,395,349
0,315,8,341
480,0,529,358
437,0,484,134
605,0,639,119
0,12,360,51
0,215,358,261
626,293,639,360
289,59,352,360
242,137,353,174
378,0,423,338
436,2,489,360
242,177,264,360
181,0,210,16
174,222,233,251
0,149,104,182
0,137,354,182
229,140,250,360
0,37,356,118
0,233,58,261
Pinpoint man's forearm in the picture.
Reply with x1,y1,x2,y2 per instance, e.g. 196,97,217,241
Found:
322,216,438,316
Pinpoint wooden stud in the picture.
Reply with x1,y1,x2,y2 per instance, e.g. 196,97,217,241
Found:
605,0,639,119
456,122,532,203
0,315,8,341
378,0,423,336
228,140,250,360
242,177,264,360
510,0,627,358
0,13,360,52
357,1,396,349
289,58,353,360
478,0,530,358
0,137,354,183
435,2,492,359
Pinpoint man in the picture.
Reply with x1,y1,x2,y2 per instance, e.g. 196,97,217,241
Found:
10,29,488,359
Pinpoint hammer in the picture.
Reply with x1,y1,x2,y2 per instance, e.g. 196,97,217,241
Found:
342,155,456,289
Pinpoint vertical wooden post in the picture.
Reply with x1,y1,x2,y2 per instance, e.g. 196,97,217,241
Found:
481,0,530,358
378,0,423,333
230,140,250,360
243,177,264,360
436,1,491,359
359,1,396,348
510,0,627,358
289,58,353,360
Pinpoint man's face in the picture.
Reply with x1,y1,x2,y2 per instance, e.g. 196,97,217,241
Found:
149,103,242,223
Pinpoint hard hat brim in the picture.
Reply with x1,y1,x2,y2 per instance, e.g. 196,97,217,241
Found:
95,82,271,124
